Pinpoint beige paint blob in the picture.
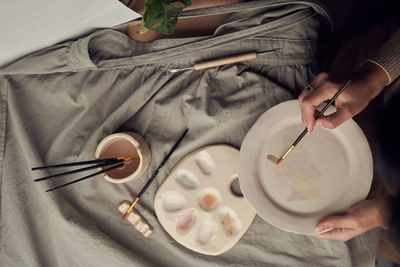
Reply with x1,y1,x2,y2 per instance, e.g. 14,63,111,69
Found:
273,146,322,201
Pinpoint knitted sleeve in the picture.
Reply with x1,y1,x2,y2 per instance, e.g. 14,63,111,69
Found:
368,29,400,84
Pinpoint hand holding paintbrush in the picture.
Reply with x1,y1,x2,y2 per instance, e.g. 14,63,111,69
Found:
268,80,352,165
301,63,389,132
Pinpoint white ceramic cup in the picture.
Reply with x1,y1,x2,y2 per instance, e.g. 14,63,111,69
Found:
95,132,151,183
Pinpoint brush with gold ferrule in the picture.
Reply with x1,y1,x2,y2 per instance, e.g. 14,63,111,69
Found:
271,80,352,165
122,129,189,220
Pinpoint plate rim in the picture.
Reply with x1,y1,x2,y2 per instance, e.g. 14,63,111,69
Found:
238,100,373,235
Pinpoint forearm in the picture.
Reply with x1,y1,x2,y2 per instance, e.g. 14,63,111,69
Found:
368,29,400,84
375,198,390,229
354,61,389,102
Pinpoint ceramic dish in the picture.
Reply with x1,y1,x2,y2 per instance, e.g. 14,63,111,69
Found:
95,132,151,183
239,100,373,235
154,145,256,255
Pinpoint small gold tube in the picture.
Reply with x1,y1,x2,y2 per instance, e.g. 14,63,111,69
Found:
126,197,140,214
281,145,295,160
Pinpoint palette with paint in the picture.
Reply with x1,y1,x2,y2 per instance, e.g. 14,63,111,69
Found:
154,145,256,255
239,100,373,235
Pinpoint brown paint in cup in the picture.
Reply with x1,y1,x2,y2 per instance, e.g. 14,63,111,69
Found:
99,139,140,179
95,132,151,183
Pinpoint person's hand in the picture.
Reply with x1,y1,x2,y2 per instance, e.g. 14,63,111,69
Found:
298,62,389,132
313,199,389,241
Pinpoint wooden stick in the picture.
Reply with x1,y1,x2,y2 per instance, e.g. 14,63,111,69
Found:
194,53,257,70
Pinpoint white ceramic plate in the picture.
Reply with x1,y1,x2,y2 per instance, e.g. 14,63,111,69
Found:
154,145,256,255
239,100,373,235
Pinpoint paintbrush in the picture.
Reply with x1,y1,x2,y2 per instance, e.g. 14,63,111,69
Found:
45,163,124,192
32,156,138,191
122,129,189,220
32,156,137,171
268,80,352,165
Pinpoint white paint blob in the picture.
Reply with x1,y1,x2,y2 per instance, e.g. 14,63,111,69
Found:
162,191,186,212
195,151,215,175
175,169,200,190
197,218,218,245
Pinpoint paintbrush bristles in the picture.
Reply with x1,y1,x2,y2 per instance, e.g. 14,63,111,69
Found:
267,154,279,164
118,156,139,161
122,197,140,220
270,145,294,165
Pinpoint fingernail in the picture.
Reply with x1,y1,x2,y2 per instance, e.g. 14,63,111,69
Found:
315,225,334,235
316,121,323,127
316,224,328,233
316,228,334,235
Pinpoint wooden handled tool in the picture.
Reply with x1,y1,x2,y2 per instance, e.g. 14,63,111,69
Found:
170,48,282,73
194,52,257,70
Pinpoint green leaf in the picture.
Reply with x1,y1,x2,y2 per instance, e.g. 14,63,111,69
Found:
141,0,192,35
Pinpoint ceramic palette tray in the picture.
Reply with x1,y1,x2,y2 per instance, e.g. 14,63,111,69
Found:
239,100,373,235
154,145,256,255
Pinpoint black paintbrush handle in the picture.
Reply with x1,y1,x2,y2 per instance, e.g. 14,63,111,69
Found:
31,157,120,170
292,80,352,147
293,128,308,146
34,159,123,182
137,129,188,198
46,162,124,192
159,129,189,169
315,80,352,120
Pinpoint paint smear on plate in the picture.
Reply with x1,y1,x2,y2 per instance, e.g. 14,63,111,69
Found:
274,145,322,201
